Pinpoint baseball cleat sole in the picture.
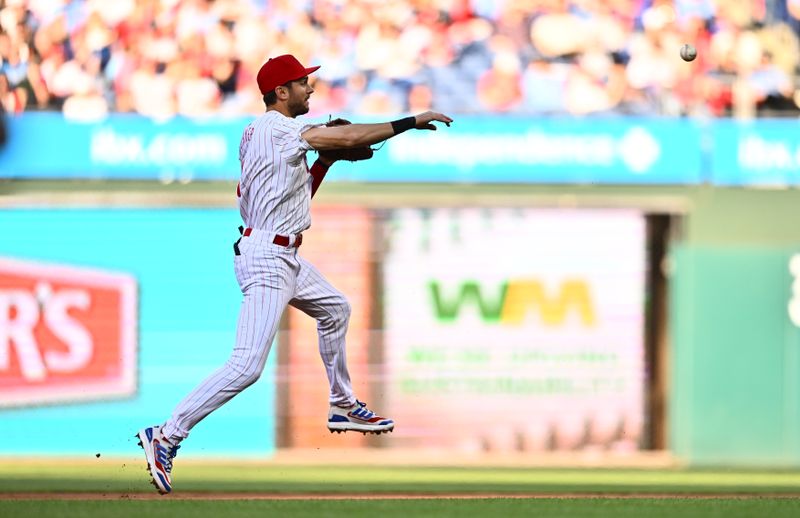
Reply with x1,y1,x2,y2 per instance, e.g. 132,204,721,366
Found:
327,423,394,434
329,429,393,435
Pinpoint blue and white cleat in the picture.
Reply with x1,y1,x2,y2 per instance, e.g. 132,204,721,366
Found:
328,400,394,435
136,425,179,494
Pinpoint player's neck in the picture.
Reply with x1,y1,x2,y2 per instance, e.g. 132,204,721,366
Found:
266,105,294,118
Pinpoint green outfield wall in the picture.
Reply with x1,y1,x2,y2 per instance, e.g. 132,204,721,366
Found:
3,181,800,466
667,187,800,466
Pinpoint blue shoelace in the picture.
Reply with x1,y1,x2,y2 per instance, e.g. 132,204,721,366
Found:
165,445,180,473
355,400,375,419
157,443,180,473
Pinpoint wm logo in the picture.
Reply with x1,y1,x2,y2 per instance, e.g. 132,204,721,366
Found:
429,280,595,326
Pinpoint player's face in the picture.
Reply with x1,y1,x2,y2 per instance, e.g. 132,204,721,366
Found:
287,77,313,116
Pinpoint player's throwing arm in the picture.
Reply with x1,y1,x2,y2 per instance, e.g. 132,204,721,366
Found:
301,111,454,151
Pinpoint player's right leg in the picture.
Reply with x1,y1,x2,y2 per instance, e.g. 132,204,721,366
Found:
290,256,394,435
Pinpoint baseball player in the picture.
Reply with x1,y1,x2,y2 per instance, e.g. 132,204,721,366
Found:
136,54,453,494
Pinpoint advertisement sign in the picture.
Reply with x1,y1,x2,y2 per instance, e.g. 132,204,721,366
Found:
382,208,646,451
0,209,274,456
0,257,137,407
0,113,703,184
344,117,703,184
0,113,242,181
10,113,800,186
711,119,800,186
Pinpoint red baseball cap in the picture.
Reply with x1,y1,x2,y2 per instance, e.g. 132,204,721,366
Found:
257,54,320,95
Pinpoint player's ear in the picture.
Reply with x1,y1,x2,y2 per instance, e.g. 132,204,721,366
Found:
275,84,290,101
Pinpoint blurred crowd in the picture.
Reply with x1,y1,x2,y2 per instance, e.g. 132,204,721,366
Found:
0,0,799,120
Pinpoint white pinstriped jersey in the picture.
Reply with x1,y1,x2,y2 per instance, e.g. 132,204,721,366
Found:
238,111,321,234
162,112,360,446
159,106,388,449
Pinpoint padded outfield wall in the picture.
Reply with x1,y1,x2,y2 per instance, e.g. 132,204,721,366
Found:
1,114,800,465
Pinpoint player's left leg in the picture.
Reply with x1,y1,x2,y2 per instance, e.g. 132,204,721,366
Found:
289,256,394,434
160,247,296,442
136,244,296,493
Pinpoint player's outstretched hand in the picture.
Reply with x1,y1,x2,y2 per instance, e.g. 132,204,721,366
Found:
414,111,454,130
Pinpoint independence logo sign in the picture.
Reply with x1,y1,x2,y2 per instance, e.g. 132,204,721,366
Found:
0,257,138,408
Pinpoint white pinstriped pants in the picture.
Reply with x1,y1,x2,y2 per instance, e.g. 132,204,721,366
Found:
161,229,355,443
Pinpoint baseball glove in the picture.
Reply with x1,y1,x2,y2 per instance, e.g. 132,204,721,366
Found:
318,118,374,162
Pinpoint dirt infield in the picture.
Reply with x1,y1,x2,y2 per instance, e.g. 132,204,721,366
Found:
3,492,799,500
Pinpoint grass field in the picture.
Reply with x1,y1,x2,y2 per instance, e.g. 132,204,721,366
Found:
3,498,800,518
2,459,800,517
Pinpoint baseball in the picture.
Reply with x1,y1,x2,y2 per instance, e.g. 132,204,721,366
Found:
680,43,697,62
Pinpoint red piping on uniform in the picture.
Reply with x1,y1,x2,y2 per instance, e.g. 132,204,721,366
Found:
309,159,330,198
